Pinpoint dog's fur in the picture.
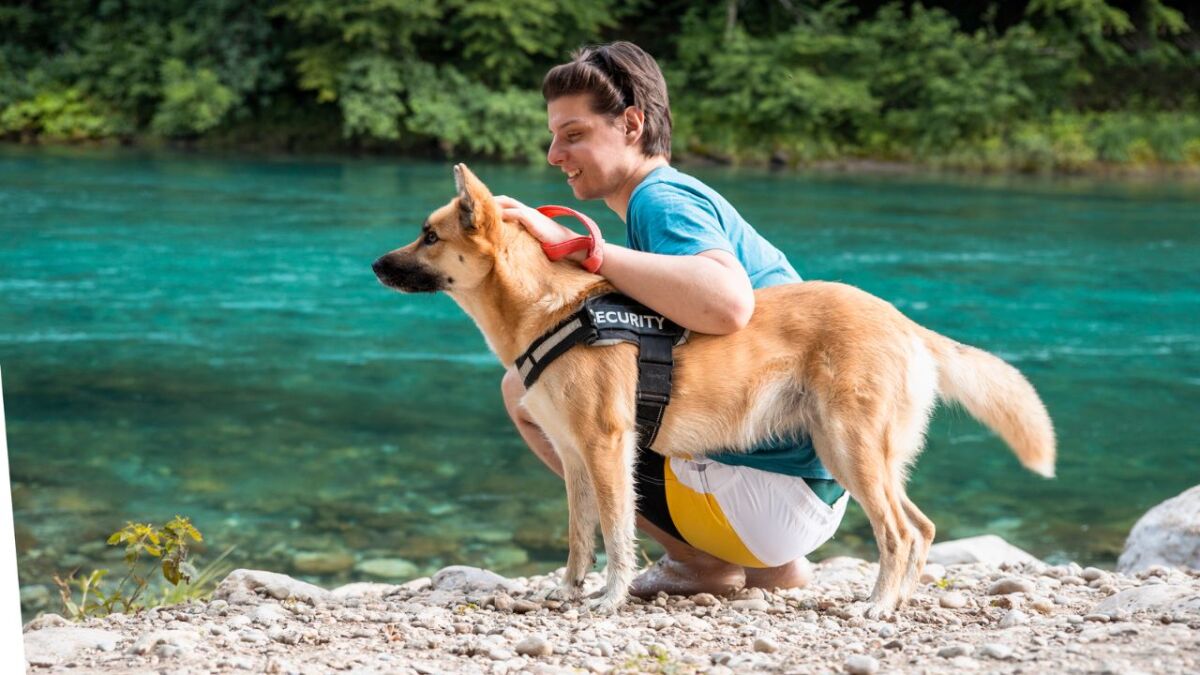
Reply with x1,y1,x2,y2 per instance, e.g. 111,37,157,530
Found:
373,164,1056,616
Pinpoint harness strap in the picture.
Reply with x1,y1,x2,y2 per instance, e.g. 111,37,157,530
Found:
635,333,674,449
515,314,593,389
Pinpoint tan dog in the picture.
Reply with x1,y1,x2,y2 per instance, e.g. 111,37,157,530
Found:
373,164,1056,616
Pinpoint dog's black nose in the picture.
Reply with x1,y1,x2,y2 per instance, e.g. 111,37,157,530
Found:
372,256,393,278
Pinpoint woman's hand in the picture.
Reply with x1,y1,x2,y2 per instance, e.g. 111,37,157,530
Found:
494,195,588,263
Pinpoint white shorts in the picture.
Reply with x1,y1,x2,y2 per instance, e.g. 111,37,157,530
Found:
640,455,849,568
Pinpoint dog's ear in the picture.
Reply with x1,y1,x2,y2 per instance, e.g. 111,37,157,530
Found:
453,163,493,231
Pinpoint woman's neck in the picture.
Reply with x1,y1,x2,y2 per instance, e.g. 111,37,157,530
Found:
604,155,669,223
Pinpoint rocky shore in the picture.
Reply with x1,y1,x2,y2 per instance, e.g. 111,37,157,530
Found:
22,535,1200,674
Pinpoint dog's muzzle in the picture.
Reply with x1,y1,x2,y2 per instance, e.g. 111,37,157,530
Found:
372,254,446,293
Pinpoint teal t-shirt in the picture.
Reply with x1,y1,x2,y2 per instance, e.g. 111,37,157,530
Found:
625,166,834,481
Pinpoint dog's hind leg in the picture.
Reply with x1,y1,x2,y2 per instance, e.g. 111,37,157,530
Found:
816,423,914,620
581,429,638,614
898,493,935,605
550,450,599,602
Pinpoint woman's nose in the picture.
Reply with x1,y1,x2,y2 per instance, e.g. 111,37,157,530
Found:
547,139,565,166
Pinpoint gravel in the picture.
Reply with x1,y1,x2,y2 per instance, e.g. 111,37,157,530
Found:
21,554,1200,674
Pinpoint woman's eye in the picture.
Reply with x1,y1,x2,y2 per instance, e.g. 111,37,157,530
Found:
423,230,439,245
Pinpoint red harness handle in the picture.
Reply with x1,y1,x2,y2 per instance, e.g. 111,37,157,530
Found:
535,205,605,274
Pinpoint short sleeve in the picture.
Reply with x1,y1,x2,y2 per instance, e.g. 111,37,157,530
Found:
628,183,734,257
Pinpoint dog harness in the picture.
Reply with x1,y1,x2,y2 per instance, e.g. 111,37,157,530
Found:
514,293,688,449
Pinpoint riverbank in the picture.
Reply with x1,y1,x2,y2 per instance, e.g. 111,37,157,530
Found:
22,539,1200,674
5,136,1200,180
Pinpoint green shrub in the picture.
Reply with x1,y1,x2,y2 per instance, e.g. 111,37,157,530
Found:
0,88,128,140
150,59,236,137
53,515,233,620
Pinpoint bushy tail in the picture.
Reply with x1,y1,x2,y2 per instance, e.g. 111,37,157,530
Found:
922,328,1056,478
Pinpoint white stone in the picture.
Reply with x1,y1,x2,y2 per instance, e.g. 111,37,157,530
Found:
844,654,879,674
978,643,1014,660
999,609,1028,628
24,627,123,665
752,637,779,653
515,635,553,657
1091,585,1200,617
431,565,525,594
988,577,1035,595
127,629,198,656
330,582,405,600
1118,485,1200,574
939,591,968,609
214,569,330,605
927,535,1039,567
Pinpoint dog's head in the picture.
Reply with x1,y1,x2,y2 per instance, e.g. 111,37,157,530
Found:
373,164,502,294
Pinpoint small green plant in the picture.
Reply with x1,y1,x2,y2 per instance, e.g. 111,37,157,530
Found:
935,576,960,590
53,515,231,620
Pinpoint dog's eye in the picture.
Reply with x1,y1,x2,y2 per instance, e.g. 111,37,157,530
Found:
423,230,439,246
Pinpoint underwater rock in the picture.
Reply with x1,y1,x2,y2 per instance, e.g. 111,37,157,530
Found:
355,557,419,580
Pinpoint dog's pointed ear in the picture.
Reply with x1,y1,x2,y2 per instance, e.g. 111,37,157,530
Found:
453,163,493,231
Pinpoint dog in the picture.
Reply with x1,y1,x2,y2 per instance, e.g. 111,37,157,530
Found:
373,164,1056,616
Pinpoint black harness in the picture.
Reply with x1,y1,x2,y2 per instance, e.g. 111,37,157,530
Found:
514,293,688,449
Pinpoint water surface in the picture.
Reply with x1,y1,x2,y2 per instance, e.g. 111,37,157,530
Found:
2,146,1197,607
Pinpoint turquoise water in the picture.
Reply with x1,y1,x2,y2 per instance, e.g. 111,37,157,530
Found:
3,146,1198,606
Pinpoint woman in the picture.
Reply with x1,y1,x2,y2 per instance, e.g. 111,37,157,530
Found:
497,42,847,598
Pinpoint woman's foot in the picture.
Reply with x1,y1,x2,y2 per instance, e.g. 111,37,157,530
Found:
629,554,746,599
743,557,813,591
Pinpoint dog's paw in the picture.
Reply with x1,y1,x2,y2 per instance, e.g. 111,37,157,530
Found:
547,582,583,603
586,593,625,615
862,601,896,621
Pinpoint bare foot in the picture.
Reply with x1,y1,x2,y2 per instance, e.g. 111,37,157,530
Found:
629,554,745,599
744,557,813,591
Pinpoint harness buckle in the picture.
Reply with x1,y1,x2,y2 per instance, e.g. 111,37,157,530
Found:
637,390,670,405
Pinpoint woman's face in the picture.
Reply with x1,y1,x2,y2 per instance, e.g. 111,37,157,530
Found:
546,94,639,201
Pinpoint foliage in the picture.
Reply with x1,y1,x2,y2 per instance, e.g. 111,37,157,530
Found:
52,515,231,620
1,0,1197,169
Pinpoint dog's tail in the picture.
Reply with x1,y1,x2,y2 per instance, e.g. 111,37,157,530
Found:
921,328,1056,478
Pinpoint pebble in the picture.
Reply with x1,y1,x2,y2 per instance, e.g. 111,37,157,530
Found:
691,593,719,607
844,654,879,674
937,644,974,658
752,637,779,653
999,609,1028,628
492,593,514,611
1082,567,1106,582
988,578,1035,595
512,599,540,614
939,592,968,609
979,643,1014,660
877,624,896,638
1031,598,1054,614
514,636,553,657
728,598,770,612
1085,613,1111,623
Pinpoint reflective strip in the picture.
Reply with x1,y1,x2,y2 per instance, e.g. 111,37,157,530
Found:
516,358,533,381
532,318,582,362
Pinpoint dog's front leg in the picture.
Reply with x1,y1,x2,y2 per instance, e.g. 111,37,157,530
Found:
582,430,637,614
549,451,598,602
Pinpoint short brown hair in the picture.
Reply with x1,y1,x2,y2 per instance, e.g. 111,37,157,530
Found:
542,42,672,160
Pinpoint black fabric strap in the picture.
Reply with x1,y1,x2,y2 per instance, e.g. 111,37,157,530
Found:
635,333,674,450
515,312,594,389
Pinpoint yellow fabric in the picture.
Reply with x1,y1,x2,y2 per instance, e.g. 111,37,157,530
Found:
663,460,767,568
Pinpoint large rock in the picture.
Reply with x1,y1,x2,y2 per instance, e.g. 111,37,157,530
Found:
927,535,1040,567
213,569,330,605
1117,485,1200,574
24,627,123,667
1092,585,1200,617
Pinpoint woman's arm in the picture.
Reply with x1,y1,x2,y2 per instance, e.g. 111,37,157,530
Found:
495,196,754,335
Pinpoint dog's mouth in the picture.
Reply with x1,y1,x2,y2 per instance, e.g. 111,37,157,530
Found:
372,254,447,293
